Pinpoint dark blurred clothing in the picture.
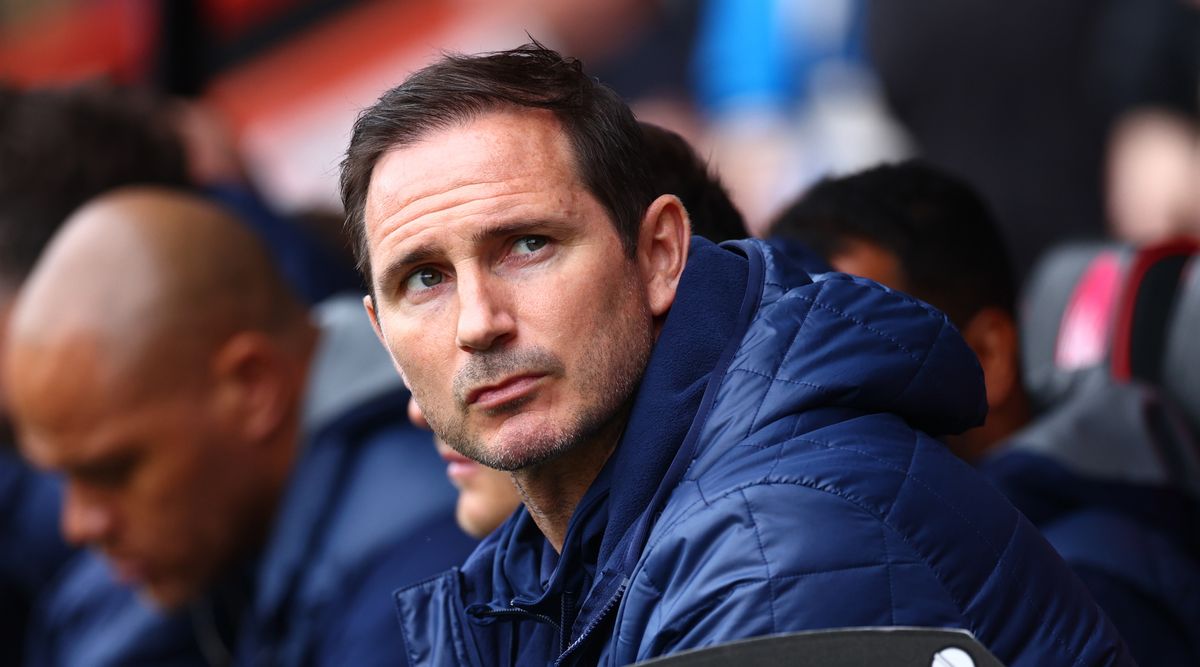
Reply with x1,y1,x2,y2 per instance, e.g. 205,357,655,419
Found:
0,449,75,666
866,0,1200,279
979,374,1200,666
209,185,363,304
23,295,476,666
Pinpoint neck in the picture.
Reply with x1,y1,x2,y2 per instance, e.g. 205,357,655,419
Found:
511,407,629,553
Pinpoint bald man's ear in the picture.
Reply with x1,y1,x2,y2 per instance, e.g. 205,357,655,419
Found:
209,332,295,445
637,194,690,319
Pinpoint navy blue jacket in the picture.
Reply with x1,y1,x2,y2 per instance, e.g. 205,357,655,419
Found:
394,239,1133,666
0,449,75,666
23,295,476,666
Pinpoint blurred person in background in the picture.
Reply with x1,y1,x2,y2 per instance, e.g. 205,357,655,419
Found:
344,42,1131,666
772,161,1027,462
1108,109,1200,244
866,0,1200,279
772,160,1200,665
0,81,192,667
6,188,475,666
0,80,367,666
639,121,748,243
420,120,752,541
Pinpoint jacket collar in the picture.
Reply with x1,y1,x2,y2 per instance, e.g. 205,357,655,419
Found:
465,238,758,651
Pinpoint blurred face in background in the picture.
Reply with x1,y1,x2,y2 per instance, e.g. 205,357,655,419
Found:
12,342,269,609
410,397,520,538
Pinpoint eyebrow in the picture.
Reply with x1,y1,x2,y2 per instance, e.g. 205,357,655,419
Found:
377,245,442,295
376,219,573,293
67,448,140,485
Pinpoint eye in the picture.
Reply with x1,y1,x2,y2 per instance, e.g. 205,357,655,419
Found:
76,452,139,488
512,235,548,255
405,267,445,293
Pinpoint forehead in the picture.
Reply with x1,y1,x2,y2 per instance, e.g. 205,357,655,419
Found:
830,239,908,292
12,338,182,468
363,110,589,249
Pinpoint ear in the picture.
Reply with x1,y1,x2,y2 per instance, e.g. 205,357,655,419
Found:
364,294,384,344
363,293,409,387
636,194,690,318
960,307,1020,410
209,332,294,444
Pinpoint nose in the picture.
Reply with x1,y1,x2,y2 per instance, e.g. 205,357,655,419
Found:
455,271,515,352
61,483,114,547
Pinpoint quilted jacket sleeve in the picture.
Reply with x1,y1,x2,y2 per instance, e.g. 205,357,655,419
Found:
608,463,1134,667
610,479,963,664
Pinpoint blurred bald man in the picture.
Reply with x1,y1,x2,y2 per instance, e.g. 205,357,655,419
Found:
6,187,474,666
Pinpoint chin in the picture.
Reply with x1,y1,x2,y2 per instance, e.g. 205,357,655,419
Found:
479,413,578,471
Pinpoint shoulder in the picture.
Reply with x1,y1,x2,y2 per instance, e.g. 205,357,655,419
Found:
27,552,208,667
621,423,1134,666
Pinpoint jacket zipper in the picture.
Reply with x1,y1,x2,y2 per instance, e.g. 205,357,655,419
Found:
475,606,563,633
553,578,629,667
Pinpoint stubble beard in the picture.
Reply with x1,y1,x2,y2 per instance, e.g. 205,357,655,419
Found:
417,294,654,473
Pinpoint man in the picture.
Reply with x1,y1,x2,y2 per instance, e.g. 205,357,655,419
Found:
771,160,1200,665
771,161,1029,462
6,188,474,665
422,121,751,539
0,81,191,666
341,43,1131,665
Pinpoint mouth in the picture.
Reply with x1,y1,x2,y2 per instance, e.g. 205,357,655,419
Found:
465,373,546,410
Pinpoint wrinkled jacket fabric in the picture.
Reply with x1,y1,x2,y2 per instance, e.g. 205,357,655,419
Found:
394,238,1133,667
23,295,476,666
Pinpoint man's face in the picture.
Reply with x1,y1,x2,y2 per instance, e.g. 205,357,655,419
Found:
16,348,257,608
363,109,655,471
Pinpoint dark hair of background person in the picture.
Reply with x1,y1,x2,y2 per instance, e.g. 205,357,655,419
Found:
340,41,657,285
770,160,1016,327
640,122,746,243
0,82,190,291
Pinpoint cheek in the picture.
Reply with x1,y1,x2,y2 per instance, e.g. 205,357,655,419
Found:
137,437,224,535
533,261,634,338
382,315,455,403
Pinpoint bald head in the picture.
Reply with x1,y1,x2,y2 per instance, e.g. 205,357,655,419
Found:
8,187,309,396
3,187,315,607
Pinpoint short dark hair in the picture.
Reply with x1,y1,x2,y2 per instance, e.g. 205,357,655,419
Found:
640,122,746,243
0,82,189,289
340,42,657,285
770,160,1016,326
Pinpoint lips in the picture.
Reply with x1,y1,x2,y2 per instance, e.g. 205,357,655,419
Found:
465,374,545,410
